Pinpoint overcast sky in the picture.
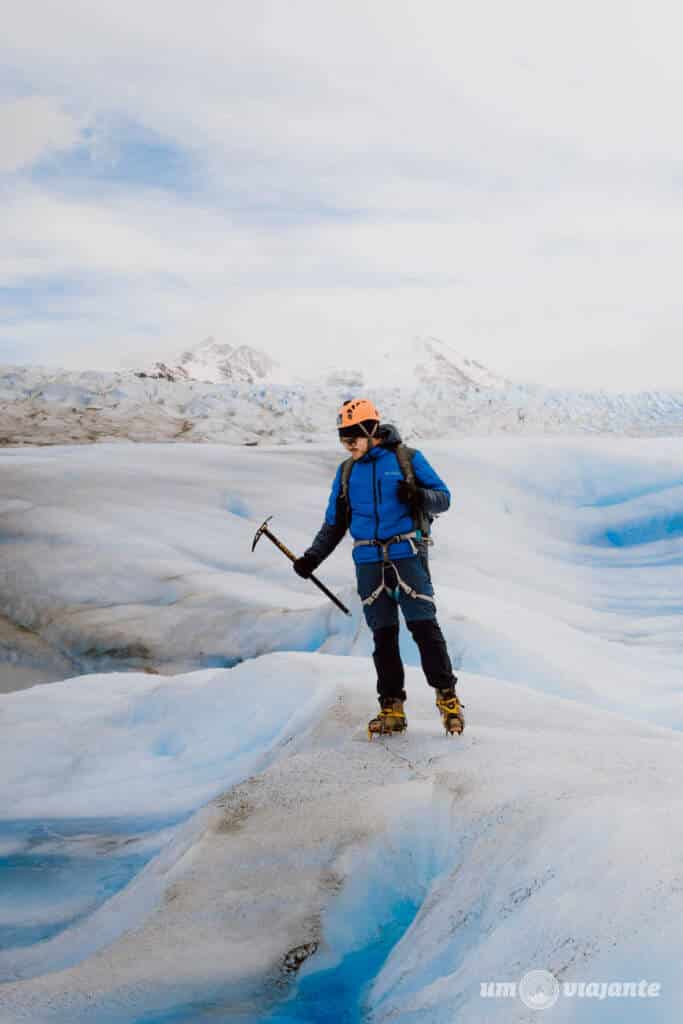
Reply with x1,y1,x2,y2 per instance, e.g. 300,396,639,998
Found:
2,1,683,391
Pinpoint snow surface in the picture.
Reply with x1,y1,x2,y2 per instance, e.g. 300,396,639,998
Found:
1,437,683,1021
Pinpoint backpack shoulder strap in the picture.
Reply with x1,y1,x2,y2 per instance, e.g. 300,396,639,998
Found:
395,444,416,485
340,457,354,501
338,457,355,528
394,444,434,541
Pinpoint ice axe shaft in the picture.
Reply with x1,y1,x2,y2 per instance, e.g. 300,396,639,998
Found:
251,517,350,616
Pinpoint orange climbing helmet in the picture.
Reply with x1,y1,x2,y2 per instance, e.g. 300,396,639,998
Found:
336,398,381,437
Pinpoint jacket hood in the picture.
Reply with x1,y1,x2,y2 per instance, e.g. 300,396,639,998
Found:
378,423,403,447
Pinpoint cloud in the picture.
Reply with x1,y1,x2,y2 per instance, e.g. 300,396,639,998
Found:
0,96,86,172
2,1,683,389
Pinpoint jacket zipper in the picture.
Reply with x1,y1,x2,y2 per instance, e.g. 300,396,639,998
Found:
372,461,379,538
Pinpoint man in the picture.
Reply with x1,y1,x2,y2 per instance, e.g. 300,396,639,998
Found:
293,398,464,738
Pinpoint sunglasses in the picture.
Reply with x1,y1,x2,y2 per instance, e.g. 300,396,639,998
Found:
340,435,366,448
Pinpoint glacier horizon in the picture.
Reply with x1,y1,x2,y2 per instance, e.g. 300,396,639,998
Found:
2,333,683,449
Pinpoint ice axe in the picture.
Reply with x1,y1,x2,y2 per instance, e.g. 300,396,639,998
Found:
251,516,351,616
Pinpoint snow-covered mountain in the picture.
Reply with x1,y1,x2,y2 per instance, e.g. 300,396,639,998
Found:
175,336,288,385
134,335,505,392
133,337,290,386
328,335,507,391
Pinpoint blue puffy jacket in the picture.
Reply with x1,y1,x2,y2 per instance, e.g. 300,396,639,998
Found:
304,424,451,566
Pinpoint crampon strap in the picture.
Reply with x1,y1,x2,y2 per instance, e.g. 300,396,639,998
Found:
437,696,463,711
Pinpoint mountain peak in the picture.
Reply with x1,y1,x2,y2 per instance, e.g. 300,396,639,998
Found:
325,336,505,391
177,337,284,385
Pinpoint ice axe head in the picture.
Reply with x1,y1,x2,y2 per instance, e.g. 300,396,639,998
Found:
251,515,273,552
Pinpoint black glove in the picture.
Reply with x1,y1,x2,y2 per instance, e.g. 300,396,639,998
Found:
397,480,421,506
293,553,318,579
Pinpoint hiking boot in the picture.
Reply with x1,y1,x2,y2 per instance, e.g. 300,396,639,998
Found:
367,697,407,739
436,687,465,736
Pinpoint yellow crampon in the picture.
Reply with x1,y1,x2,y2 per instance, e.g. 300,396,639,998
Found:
436,692,465,736
367,702,407,739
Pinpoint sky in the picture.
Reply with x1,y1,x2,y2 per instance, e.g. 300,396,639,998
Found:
2,0,683,391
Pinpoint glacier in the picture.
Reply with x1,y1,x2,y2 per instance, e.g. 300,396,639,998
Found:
2,337,683,448
1,436,682,1022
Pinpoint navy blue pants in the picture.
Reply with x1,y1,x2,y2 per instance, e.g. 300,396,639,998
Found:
355,555,456,700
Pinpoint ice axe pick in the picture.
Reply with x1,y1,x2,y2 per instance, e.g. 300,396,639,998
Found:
251,516,350,616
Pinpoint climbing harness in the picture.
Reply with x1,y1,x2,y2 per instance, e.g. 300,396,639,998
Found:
353,532,436,608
